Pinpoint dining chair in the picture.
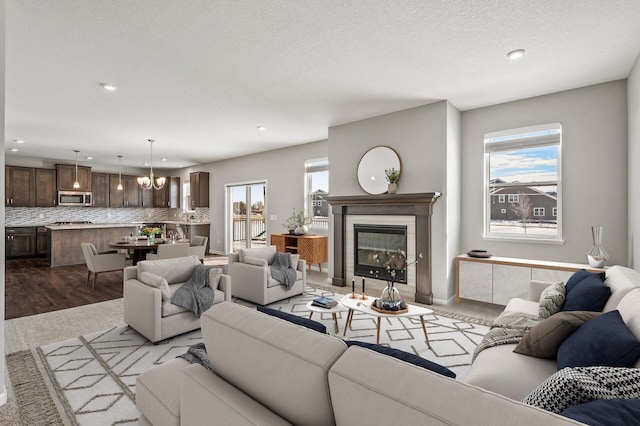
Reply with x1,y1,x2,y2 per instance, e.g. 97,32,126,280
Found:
145,243,190,261
81,242,126,290
188,236,209,263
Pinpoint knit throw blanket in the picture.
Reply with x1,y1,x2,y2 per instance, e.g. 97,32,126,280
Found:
177,342,212,371
472,311,540,361
171,265,216,317
270,252,297,289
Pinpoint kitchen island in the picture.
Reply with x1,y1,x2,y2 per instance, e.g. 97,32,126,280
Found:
47,223,139,267
46,221,211,267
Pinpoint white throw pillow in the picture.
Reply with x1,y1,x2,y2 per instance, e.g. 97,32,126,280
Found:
244,256,268,268
289,254,300,270
139,271,171,301
208,267,222,290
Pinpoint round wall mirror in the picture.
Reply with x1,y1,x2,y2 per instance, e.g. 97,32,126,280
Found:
357,146,401,195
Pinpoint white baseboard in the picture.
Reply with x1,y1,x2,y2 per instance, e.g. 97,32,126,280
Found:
432,295,456,306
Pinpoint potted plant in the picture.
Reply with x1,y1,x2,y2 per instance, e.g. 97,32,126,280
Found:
283,208,311,235
385,167,400,194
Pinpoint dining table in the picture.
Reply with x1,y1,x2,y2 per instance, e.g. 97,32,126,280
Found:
109,238,188,265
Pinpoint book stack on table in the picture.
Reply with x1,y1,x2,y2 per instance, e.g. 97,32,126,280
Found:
312,297,338,309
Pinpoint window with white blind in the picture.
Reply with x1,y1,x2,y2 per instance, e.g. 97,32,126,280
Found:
485,123,562,242
305,158,329,229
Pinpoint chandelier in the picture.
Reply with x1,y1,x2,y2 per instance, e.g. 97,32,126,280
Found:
137,139,166,190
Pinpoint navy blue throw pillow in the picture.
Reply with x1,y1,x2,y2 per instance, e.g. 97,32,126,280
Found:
557,310,640,369
565,269,605,294
561,274,610,312
561,399,640,426
257,306,327,334
346,340,456,379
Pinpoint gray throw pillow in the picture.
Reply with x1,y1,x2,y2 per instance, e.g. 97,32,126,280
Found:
208,267,222,290
539,282,566,319
139,271,171,301
514,310,601,358
522,366,640,414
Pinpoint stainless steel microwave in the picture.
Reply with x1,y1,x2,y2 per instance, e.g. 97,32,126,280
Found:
58,191,92,206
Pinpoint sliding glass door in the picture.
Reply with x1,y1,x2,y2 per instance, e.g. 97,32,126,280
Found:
226,182,267,252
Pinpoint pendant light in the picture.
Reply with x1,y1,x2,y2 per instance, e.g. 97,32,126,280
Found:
73,150,80,189
137,139,166,190
117,155,123,191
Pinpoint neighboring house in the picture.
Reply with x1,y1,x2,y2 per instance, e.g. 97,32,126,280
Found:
489,179,557,222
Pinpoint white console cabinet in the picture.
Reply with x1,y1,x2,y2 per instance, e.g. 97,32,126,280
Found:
455,254,606,305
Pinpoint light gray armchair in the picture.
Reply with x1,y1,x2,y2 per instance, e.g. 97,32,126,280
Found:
188,236,209,263
124,255,231,343
81,242,126,290
228,245,306,305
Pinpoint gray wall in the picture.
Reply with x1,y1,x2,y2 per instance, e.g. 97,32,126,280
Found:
328,101,462,303
461,80,629,267
628,53,640,268
169,140,328,255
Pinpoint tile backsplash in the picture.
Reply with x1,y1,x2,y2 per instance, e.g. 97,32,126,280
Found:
5,207,210,226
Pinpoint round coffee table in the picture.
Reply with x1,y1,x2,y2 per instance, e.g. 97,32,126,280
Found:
305,300,347,333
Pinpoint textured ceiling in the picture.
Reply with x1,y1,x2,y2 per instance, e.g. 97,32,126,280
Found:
5,0,640,170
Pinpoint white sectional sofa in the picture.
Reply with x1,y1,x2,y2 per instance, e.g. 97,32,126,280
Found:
464,265,640,402
136,302,582,426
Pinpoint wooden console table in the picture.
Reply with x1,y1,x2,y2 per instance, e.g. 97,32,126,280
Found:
456,254,606,305
270,233,328,272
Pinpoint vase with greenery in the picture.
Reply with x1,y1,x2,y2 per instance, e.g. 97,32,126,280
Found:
283,208,311,234
385,167,400,194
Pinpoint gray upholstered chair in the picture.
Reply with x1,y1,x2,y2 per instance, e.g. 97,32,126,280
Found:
228,245,306,305
123,255,231,343
145,242,190,260
188,236,208,263
81,242,126,290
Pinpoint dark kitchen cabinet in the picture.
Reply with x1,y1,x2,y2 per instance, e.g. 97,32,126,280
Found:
153,177,180,208
6,227,36,258
5,166,35,207
36,226,49,255
56,164,91,192
190,172,209,208
35,168,57,207
109,174,141,207
91,173,109,207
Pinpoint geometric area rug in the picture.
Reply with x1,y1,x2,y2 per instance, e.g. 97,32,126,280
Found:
11,287,490,425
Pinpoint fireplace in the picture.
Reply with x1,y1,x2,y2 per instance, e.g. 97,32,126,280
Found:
354,224,408,284
326,192,441,304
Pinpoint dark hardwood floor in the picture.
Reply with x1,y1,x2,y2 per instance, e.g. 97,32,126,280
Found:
5,257,124,319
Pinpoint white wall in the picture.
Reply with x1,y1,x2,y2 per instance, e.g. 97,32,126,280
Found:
628,53,640,268
1,0,7,406
328,102,462,303
169,140,328,255
461,80,629,266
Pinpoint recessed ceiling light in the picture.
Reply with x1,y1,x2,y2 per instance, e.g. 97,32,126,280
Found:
507,49,526,60
9,148,19,152
85,156,93,160
100,83,117,91
144,162,149,166
161,158,167,162
178,164,183,167
257,126,266,131
15,139,24,144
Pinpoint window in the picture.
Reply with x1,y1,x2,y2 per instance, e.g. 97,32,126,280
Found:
498,194,505,203
305,158,329,229
485,123,562,241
